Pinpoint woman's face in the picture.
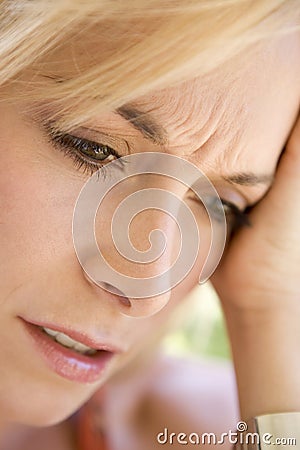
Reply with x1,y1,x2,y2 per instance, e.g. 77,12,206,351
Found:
0,32,299,426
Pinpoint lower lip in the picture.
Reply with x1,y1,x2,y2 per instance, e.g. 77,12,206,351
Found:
21,320,115,384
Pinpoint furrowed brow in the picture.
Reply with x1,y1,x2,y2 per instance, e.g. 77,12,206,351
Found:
40,82,275,189
116,106,167,146
115,109,275,189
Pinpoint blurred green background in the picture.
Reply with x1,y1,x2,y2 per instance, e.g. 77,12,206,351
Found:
162,283,231,360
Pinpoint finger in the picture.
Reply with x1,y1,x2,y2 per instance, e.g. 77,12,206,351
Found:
270,111,300,195
248,112,300,232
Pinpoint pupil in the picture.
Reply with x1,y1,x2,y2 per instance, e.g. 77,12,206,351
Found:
90,144,111,161
93,144,101,154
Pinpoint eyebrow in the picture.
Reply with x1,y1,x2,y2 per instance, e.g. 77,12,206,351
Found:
223,172,274,186
116,106,168,146
41,77,276,190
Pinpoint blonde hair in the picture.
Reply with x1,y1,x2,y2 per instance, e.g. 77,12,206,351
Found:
0,0,299,128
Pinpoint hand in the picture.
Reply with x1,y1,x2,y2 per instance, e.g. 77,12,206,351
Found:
212,113,300,314
211,113,300,419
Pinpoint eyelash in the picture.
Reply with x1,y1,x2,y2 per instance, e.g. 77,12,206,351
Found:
48,128,251,230
49,129,123,178
221,200,251,231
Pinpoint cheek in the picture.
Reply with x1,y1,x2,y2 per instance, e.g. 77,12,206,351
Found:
0,136,219,321
0,149,79,297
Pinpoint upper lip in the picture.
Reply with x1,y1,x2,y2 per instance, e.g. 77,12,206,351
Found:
19,316,124,353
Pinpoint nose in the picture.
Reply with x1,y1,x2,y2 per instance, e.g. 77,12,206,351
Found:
83,275,172,318
73,170,195,318
72,152,227,318
80,202,179,318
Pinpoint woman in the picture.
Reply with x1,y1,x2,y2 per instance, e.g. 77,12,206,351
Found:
0,1,299,449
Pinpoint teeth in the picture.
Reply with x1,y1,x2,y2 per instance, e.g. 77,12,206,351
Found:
44,327,59,337
42,327,97,355
73,342,93,353
56,332,77,348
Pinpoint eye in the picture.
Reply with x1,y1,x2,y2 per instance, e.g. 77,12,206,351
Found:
48,129,123,177
208,197,251,232
55,133,119,162
187,192,250,230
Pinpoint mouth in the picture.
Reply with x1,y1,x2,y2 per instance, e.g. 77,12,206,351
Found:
19,317,119,384
41,326,99,355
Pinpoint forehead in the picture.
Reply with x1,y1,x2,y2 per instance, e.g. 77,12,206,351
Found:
131,34,300,175
31,28,300,187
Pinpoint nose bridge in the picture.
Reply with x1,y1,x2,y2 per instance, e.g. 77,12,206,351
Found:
81,176,183,317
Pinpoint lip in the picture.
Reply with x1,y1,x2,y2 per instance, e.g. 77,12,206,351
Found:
19,317,120,384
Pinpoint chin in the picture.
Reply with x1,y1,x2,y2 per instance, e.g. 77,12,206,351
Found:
10,402,78,428
1,381,94,428
30,407,78,427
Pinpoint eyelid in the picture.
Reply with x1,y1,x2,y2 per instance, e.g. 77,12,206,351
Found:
47,128,127,178
206,181,248,211
40,114,131,157
187,191,251,231
64,126,131,156
215,177,270,207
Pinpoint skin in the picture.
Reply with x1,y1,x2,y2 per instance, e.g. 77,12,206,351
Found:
0,29,299,448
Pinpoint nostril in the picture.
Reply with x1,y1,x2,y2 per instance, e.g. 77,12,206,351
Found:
98,282,131,307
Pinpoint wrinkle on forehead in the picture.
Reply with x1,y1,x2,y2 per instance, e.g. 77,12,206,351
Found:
135,74,249,158
129,33,300,178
